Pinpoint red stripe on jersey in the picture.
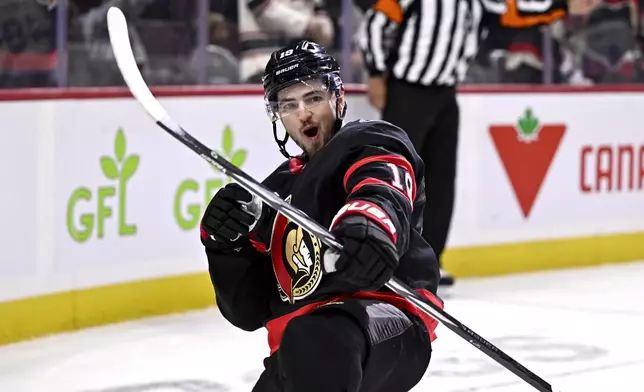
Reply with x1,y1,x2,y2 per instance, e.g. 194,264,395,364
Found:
265,289,443,355
350,177,413,206
343,154,416,202
330,200,397,244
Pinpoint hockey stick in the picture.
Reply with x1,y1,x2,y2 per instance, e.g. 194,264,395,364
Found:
106,7,562,392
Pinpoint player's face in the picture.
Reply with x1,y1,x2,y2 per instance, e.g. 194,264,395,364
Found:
276,79,342,156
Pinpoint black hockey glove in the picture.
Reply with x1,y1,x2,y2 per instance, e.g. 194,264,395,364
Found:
201,183,266,252
324,215,399,292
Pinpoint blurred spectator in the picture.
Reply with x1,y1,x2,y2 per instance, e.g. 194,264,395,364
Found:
238,0,334,83
208,11,239,55
211,0,238,27
504,24,566,84
475,23,567,84
5,0,644,88
324,0,372,83
560,0,644,84
188,12,240,84
467,0,644,84
0,0,60,88
67,0,155,86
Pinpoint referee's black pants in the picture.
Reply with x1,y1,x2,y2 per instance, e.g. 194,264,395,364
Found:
382,79,459,266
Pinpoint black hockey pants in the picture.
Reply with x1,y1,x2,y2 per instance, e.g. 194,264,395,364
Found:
251,298,432,392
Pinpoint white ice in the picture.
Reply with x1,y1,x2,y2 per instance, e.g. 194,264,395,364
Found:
1,261,643,392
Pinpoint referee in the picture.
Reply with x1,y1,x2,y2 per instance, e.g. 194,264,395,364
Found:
358,0,567,287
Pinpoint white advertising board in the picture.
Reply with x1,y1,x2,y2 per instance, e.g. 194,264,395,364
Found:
0,94,375,302
0,91,642,303
0,102,40,282
452,93,644,247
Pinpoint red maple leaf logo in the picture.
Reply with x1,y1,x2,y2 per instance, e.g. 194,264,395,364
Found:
489,108,566,218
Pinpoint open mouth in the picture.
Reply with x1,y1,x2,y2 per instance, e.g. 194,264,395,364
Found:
302,125,319,139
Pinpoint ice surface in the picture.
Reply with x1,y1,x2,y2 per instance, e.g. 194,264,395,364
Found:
1,261,643,392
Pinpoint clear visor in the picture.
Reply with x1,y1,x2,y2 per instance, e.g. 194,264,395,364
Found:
265,78,334,122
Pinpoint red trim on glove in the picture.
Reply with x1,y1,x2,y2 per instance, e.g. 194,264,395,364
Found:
330,200,397,244
249,232,269,253
200,223,209,242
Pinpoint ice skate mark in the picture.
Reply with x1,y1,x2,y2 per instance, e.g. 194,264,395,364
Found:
446,357,644,392
474,297,644,318
79,379,230,392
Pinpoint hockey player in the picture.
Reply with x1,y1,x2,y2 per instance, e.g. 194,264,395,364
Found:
200,40,443,392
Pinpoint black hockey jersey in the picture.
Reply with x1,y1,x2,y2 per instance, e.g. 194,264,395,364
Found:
202,119,441,351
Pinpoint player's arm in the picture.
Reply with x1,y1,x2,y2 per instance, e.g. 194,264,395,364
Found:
200,183,276,332
356,0,409,77
325,133,418,291
246,0,328,39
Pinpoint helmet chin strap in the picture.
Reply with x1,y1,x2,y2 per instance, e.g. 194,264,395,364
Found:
273,122,300,160
333,91,347,134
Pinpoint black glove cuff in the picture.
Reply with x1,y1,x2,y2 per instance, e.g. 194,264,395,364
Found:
336,215,396,250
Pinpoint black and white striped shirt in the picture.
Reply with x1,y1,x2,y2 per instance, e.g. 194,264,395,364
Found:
358,0,566,86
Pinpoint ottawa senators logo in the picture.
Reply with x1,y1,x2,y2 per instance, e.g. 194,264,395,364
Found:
270,197,322,304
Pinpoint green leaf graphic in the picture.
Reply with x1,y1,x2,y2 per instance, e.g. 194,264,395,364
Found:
231,150,247,167
222,126,233,156
518,108,539,138
100,156,119,179
115,128,126,163
121,155,139,181
209,179,224,190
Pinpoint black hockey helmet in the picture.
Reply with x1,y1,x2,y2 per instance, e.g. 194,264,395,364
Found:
262,40,347,159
